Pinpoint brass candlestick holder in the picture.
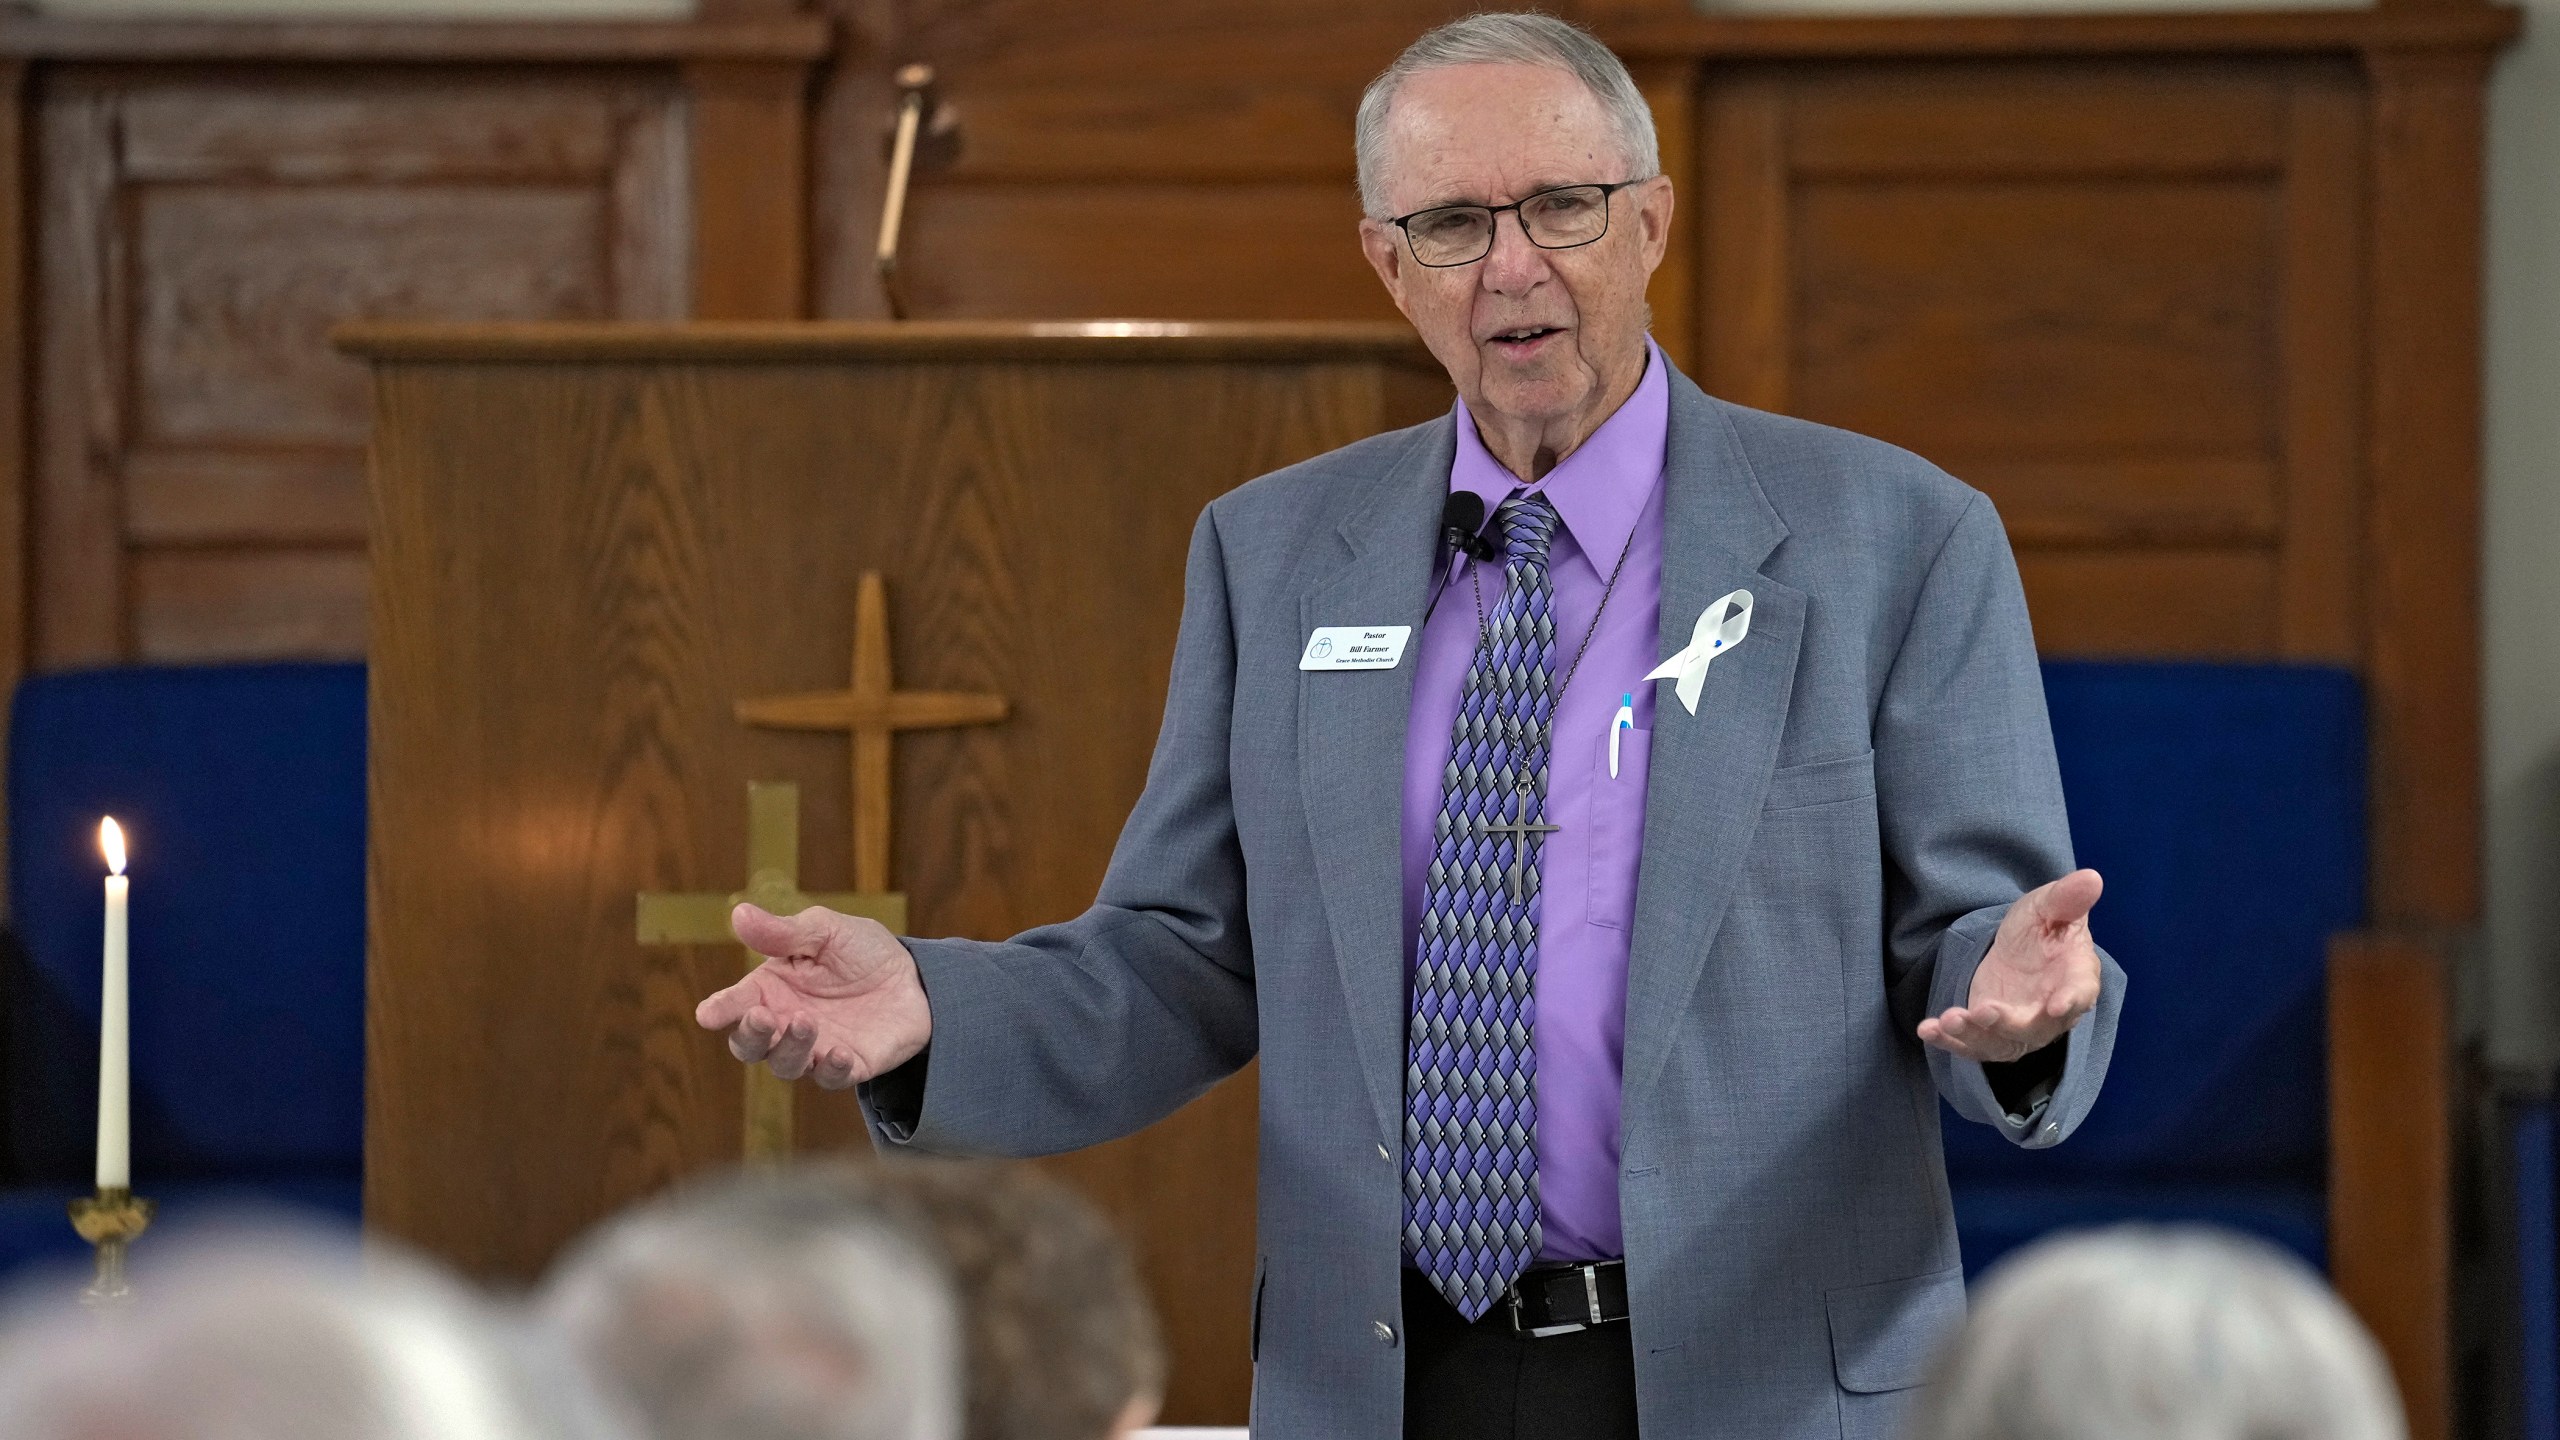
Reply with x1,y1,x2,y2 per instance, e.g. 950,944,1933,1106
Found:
67,1188,153,1305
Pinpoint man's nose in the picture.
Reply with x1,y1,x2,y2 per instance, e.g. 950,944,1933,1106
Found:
1479,209,1551,294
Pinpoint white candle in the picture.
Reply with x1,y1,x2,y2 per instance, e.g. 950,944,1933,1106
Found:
96,818,128,1193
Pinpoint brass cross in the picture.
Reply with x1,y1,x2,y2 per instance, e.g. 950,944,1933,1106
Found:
733,572,1010,892
636,782,904,1161
1478,782,1561,903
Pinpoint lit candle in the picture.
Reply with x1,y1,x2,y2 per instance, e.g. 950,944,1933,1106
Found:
96,818,128,1193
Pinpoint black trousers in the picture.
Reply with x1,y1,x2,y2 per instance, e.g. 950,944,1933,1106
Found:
1401,1268,1641,1440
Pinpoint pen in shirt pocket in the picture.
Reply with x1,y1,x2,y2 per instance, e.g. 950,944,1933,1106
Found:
1610,693,1635,778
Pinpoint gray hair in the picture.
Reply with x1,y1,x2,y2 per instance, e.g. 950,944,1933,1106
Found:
540,1165,961,1440
846,1157,1167,1440
0,1224,595,1440
1355,12,1661,219
1909,1226,2406,1440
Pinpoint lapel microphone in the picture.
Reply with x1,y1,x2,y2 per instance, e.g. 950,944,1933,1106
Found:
1422,491,1500,624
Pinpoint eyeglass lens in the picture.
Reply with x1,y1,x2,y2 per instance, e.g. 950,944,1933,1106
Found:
1404,185,1613,267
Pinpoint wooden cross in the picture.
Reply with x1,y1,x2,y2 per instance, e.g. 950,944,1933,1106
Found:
733,572,1010,892
636,782,904,1161
1479,782,1562,902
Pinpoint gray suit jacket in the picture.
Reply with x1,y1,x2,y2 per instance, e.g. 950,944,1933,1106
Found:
870,362,2125,1440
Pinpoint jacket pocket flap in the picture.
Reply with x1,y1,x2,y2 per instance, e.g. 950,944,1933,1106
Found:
1765,749,1877,812
1826,1266,1965,1393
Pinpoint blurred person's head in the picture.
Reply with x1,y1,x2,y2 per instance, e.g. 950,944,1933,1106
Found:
1908,1225,2405,1440
851,1159,1165,1440
1354,12,1674,478
540,1166,961,1440
0,1221,587,1440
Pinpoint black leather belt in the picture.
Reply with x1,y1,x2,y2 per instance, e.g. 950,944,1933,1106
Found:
1504,1260,1629,1336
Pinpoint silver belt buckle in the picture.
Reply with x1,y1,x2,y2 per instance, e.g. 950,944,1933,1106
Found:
1507,1265,1600,1338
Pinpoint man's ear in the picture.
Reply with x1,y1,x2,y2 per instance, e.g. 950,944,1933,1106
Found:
1634,176,1676,279
1359,219,1414,319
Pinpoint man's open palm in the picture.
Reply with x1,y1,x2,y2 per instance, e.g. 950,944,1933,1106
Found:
1917,869,2104,1064
693,905,933,1091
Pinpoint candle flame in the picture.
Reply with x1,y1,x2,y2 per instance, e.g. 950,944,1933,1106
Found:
98,818,125,877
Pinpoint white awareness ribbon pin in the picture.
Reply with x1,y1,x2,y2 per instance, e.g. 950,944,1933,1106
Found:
1643,589,1754,716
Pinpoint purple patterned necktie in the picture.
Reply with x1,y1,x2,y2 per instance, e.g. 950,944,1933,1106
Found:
1404,492,1558,1320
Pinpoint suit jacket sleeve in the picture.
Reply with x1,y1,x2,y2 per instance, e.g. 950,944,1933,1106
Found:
860,506,1258,1155
1874,491,2125,1149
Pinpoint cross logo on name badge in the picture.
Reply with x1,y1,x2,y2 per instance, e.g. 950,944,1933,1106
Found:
1476,781,1562,902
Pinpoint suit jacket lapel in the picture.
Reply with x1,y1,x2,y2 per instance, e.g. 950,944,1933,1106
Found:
1621,375,1806,1117
1299,419,1454,1150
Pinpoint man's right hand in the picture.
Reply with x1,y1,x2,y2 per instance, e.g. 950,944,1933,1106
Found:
693,905,933,1091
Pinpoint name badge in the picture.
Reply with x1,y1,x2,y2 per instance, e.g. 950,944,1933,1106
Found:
1300,625,1412,671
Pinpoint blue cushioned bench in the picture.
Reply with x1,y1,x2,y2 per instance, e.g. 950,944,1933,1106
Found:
1945,661,2365,1278
0,664,367,1277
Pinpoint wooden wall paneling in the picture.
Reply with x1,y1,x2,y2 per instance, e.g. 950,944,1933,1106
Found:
901,184,1388,322
1570,0,1697,22
1601,6,2516,65
805,5,1468,323
1789,172,2278,456
29,65,690,667
33,75,124,666
2330,932,2454,1440
695,0,808,16
2363,46,2490,929
1781,63,2287,173
2276,70,2366,665
807,35,890,319
0,17,837,66
1755,61,2311,658
0,60,24,910
0,60,21,680
613,84,691,323
1629,58,1696,374
2011,549,2282,658
1697,69,1788,411
685,56,818,320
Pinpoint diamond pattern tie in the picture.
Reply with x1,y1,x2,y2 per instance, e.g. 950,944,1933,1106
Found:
1404,492,1559,1320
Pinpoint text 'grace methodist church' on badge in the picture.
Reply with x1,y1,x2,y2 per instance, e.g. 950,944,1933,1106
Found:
1301,625,1413,671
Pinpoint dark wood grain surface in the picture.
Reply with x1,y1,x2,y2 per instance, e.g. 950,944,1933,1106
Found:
364,333,1449,1424
29,66,687,667
2329,932,2453,1440
1690,58,2367,664
0,15,832,63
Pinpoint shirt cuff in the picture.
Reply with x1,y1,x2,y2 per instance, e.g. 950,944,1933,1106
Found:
1983,1035,2067,1128
858,1047,930,1144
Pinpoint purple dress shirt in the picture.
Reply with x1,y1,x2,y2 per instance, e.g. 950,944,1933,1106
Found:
1401,343,1670,1262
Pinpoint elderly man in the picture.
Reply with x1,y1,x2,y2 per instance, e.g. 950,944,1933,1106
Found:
696,13,2124,1440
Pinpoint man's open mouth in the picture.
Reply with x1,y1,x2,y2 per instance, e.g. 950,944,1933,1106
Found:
1490,326,1562,349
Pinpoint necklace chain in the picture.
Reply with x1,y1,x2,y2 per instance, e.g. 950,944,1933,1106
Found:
1467,496,1641,763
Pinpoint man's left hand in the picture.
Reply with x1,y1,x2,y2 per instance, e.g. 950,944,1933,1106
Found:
1917,869,2104,1064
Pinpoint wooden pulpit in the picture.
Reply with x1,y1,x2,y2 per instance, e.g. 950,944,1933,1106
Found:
340,319,1445,1423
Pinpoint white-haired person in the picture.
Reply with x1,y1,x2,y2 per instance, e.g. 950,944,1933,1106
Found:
539,1165,962,1440
1909,1225,2405,1440
848,1158,1166,1440
0,1221,602,1440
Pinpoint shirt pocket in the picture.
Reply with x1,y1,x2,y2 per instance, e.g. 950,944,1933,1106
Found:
1587,724,1652,931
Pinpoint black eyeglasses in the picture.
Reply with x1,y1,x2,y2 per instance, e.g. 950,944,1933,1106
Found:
1388,180,1644,268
